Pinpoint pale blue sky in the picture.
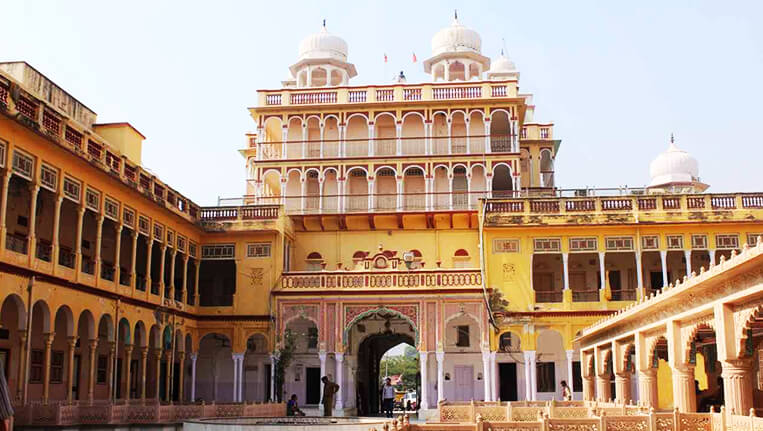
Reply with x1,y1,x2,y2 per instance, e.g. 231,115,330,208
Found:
4,1,762,205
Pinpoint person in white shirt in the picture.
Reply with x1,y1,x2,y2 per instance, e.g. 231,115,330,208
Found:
381,378,396,418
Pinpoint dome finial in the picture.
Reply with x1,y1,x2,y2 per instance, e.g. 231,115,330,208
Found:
501,37,506,56
454,9,458,20
670,133,674,144
322,19,326,28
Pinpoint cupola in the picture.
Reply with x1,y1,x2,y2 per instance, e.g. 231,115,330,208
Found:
647,135,708,193
423,12,490,82
486,50,519,80
289,21,357,88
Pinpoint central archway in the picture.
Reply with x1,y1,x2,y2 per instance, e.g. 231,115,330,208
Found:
357,334,416,416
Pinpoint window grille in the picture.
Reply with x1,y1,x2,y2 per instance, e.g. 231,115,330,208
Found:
202,244,235,259
247,242,271,257
12,150,34,179
569,237,597,252
104,198,119,220
533,238,561,253
691,234,708,250
40,164,58,191
63,177,81,202
494,238,521,253
605,236,634,251
641,235,659,250
715,234,739,250
85,188,100,211
666,235,684,249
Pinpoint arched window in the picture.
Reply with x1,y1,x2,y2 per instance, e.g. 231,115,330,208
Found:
405,249,423,269
352,251,367,269
306,252,324,271
453,249,470,268
449,61,465,81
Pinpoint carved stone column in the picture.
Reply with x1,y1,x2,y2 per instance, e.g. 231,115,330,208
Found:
721,358,753,415
15,330,27,401
41,332,55,404
106,341,116,399
177,352,186,403
614,372,632,404
153,348,162,400
596,373,611,402
637,368,658,408
140,347,148,402
671,364,696,412
123,344,134,401
583,375,596,401
66,336,77,402
87,339,98,403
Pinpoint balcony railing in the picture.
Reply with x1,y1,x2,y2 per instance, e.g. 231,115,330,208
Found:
611,289,637,301
279,269,482,290
219,191,491,215
258,82,514,106
81,257,95,275
485,192,763,220
101,263,115,281
572,289,600,302
136,274,147,291
253,134,516,160
535,290,563,303
59,247,75,268
198,205,280,222
35,240,52,262
5,233,28,254
119,268,131,286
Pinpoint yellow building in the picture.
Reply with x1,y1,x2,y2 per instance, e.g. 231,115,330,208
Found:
0,15,761,425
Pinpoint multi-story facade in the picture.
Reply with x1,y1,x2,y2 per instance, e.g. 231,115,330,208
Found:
0,16,760,424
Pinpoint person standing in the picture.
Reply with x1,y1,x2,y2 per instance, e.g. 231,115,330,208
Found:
381,377,395,418
321,376,339,417
560,380,572,401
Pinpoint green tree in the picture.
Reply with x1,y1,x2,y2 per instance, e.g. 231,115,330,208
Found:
379,345,419,390
274,329,297,402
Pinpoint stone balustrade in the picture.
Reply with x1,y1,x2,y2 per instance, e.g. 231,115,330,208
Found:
278,269,482,291
12,401,285,427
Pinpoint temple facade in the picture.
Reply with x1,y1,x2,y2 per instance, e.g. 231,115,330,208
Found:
0,15,760,424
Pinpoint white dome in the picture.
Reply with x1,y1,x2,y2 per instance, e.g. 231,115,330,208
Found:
298,25,348,62
431,18,482,56
649,138,700,187
488,53,516,73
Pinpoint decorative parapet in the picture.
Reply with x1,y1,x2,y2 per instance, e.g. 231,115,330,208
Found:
255,80,519,107
484,193,763,226
198,204,289,233
277,269,482,292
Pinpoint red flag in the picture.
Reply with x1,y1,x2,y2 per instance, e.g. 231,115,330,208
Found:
384,53,388,63
412,52,417,63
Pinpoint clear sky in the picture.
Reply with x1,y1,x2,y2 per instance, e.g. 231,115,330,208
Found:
4,1,762,205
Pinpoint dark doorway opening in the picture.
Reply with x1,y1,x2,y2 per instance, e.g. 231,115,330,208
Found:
264,364,271,402
499,363,518,401
356,333,415,416
305,367,321,405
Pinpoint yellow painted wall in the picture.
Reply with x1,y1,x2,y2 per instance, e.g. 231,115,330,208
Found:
657,359,674,410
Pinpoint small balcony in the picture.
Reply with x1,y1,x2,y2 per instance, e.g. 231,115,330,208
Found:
58,247,75,268
572,289,600,302
81,257,95,275
101,262,115,281
35,240,52,262
535,290,563,303
5,233,28,254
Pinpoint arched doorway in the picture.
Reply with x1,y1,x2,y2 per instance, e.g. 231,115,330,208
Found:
348,310,418,416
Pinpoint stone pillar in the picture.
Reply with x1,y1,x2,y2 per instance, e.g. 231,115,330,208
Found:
269,354,276,402
335,352,344,410
637,369,658,408
614,373,631,404
481,350,491,401
51,196,63,271
583,375,595,401
490,351,498,402
74,207,85,280
598,251,606,291
596,373,611,402
168,249,176,300
145,239,153,291
231,353,239,402
140,347,148,401
419,352,429,409
113,225,122,284
106,342,116,399
0,172,12,251
163,351,171,402
130,232,138,290
720,359,753,415
436,351,445,404
635,251,644,298
16,330,27,401
158,245,167,298
27,185,40,266
684,249,692,277
42,332,55,404
562,252,570,290
123,344,134,400
93,215,104,282
238,353,245,402
318,351,327,411
659,250,668,288
566,350,575,394
87,339,98,403
66,336,77,403
153,348,162,400
523,350,537,400
708,249,716,265
177,352,185,403
671,364,696,412
189,353,198,402
181,255,189,303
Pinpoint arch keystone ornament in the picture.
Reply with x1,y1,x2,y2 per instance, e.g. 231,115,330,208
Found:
342,304,419,345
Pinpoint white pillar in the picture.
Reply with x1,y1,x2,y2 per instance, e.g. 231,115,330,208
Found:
232,353,240,402
484,122,491,153
335,353,344,410
524,351,532,400
708,248,716,265
237,353,245,402
396,178,403,210
491,352,499,401
436,351,445,403
635,251,644,293
598,251,606,290
659,250,668,288
465,119,471,154
684,249,692,277
318,351,327,411
368,124,375,156
269,354,276,402
396,123,402,155
419,352,429,409
566,350,575,395
189,353,197,402
562,253,570,290
481,350,491,401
